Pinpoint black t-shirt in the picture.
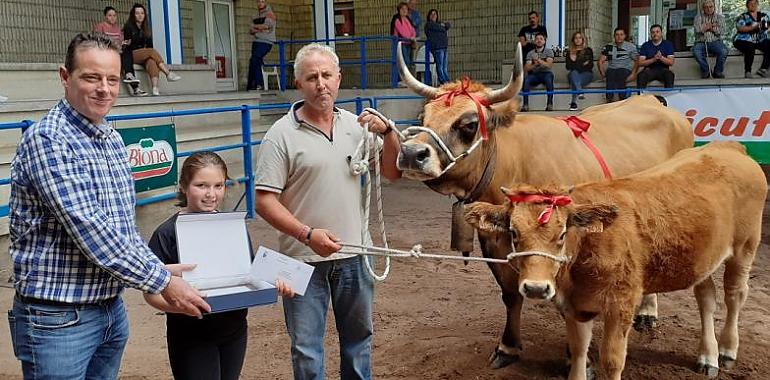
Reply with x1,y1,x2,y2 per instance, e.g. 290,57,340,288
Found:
518,24,548,55
148,213,248,342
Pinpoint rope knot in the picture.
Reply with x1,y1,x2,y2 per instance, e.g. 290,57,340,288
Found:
431,77,491,140
410,244,423,258
507,194,572,225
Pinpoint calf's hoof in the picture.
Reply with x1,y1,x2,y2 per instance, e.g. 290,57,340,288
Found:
695,362,719,378
719,354,736,370
488,347,520,369
632,315,657,332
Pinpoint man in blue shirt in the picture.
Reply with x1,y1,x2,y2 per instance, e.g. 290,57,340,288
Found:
637,24,676,88
6,32,209,380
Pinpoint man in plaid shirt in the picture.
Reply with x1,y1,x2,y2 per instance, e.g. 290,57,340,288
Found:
6,33,209,379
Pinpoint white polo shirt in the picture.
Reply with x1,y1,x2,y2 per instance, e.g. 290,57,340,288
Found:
254,101,376,262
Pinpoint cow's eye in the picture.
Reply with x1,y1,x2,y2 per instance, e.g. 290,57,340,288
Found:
457,121,478,141
558,230,567,242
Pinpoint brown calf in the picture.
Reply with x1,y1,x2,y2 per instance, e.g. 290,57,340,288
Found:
465,142,767,380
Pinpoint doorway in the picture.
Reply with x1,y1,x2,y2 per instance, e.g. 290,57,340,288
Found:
192,0,238,91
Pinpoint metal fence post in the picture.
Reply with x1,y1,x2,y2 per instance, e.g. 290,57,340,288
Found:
360,37,368,90
423,40,431,85
355,97,364,114
21,119,34,133
391,37,399,88
279,41,287,91
240,105,256,218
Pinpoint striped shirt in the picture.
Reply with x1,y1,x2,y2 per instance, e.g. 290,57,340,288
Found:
693,13,726,43
9,99,171,303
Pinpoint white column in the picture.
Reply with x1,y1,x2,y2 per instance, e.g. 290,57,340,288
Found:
543,0,566,48
313,0,336,47
148,0,183,64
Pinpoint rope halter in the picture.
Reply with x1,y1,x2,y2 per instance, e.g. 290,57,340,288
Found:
504,193,573,266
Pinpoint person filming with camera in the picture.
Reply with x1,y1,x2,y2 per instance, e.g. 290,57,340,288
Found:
734,0,770,78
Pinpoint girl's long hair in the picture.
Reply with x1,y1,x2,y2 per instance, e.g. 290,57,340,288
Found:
127,3,151,38
569,31,587,54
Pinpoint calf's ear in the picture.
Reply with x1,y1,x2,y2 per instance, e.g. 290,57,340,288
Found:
464,202,511,233
567,203,619,230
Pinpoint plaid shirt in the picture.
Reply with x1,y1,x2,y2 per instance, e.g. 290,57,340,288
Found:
9,99,170,303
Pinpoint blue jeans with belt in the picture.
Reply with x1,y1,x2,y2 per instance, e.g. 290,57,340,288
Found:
283,256,374,380
248,41,273,90
7,296,129,380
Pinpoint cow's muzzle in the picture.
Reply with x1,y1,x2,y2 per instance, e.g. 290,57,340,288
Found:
397,143,441,179
520,281,555,300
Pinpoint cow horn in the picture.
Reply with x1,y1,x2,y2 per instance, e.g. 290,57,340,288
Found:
396,41,439,99
485,42,524,104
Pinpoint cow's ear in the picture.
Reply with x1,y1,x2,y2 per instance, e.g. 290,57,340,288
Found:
488,99,517,130
464,202,511,233
567,203,619,230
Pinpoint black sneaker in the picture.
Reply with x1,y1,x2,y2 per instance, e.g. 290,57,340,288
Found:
545,104,553,111
520,105,529,112
712,72,724,79
569,102,578,111
700,72,710,79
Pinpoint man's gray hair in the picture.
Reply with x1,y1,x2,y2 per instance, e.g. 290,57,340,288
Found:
293,43,340,78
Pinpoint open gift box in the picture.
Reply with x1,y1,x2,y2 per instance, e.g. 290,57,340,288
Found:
176,212,277,313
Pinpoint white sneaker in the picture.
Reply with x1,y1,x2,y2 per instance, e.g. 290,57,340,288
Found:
132,88,148,97
152,87,160,96
0,95,7,103
123,73,140,84
167,72,181,82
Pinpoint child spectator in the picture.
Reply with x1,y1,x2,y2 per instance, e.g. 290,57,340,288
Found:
123,3,182,96
565,31,594,111
143,151,294,380
93,6,147,96
424,9,451,84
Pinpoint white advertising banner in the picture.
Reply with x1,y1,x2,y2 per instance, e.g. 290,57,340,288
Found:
661,87,770,163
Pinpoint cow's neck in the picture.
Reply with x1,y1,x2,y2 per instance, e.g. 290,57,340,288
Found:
424,135,498,202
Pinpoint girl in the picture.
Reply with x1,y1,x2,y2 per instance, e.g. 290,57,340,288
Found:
565,31,594,111
144,151,293,380
390,2,416,67
123,3,182,96
424,9,451,85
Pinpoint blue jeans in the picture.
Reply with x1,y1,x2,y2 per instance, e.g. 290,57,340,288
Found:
401,44,413,67
567,70,593,103
248,41,273,89
283,256,374,380
431,49,450,84
693,40,728,75
8,296,129,380
522,71,554,106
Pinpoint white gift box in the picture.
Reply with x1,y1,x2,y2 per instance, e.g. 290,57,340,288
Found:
175,212,277,313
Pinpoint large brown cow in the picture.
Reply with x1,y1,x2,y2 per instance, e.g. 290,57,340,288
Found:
464,142,767,380
394,42,694,367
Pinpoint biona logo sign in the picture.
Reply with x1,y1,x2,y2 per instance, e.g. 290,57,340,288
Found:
126,138,174,180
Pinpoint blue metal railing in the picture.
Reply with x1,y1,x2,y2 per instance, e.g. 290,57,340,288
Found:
0,84,760,218
265,35,432,91
0,97,372,219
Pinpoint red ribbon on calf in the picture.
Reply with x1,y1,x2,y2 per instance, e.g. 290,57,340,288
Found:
557,116,613,180
507,194,573,225
432,77,492,140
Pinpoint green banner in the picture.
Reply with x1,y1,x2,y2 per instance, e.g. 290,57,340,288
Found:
694,141,770,164
118,124,178,193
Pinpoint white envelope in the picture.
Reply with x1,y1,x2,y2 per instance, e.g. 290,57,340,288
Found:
252,246,314,296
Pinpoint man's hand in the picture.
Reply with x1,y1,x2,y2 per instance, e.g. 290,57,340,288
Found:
626,72,637,83
276,279,296,298
160,276,211,318
307,228,342,257
654,51,663,61
358,111,390,135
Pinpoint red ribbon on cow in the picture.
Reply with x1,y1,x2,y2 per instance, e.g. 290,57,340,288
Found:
432,77,491,140
507,194,573,225
557,116,613,180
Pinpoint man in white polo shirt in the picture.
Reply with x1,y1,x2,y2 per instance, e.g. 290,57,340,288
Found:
254,43,401,380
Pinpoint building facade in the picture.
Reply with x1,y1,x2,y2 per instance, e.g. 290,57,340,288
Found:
1,0,752,90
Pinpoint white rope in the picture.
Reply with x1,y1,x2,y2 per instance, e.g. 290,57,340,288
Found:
350,112,391,281
339,243,509,264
